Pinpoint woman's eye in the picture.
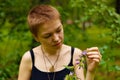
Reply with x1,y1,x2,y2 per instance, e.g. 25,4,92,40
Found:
43,34,51,38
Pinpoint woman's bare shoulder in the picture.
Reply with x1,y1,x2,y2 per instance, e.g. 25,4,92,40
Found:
72,47,83,64
21,45,39,62
21,51,32,63
63,44,82,54
74,47,82,55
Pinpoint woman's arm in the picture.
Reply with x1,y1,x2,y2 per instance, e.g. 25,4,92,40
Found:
85,47,102,80
73,47,101,80
86,70,95,80
18,52,32,80
73,48,85,80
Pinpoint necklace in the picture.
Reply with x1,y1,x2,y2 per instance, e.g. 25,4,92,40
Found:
41,46,60,72
43,53,56,80
41,46,60,80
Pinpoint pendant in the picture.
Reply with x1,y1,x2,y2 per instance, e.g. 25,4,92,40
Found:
49,66,54,72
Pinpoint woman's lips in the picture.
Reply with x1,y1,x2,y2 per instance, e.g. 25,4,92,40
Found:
54,42,61,46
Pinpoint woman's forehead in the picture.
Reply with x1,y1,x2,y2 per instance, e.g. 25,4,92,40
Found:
39,19,62,34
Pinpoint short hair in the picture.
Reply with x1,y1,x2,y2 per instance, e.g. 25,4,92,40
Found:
27,5,60,37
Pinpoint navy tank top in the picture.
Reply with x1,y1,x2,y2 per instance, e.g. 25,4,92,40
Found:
30,47,74,80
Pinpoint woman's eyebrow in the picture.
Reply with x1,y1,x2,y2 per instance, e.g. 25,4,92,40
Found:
56,25,62,30
42,25,62,35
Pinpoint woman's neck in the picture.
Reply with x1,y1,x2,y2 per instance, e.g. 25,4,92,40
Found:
41,45,62,56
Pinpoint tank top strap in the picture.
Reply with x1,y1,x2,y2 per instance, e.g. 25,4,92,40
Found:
69,47,74,66
30,49,35,66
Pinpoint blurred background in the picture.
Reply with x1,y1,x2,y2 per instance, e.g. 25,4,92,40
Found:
0,0,120,80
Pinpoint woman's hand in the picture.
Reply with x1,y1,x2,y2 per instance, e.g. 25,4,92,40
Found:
86,47,102,73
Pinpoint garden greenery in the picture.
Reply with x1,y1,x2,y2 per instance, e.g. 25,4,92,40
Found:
0,0,120,80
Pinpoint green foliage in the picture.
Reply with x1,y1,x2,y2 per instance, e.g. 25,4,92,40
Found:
0,0,120,80
65,74,77,80
0,0,32,80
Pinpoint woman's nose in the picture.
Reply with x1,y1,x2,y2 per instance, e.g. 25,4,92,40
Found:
52,34,59,42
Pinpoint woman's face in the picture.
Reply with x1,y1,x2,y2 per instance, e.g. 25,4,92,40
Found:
37,19,64,49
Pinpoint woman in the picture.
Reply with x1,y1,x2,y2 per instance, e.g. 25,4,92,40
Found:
18,5,102,80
